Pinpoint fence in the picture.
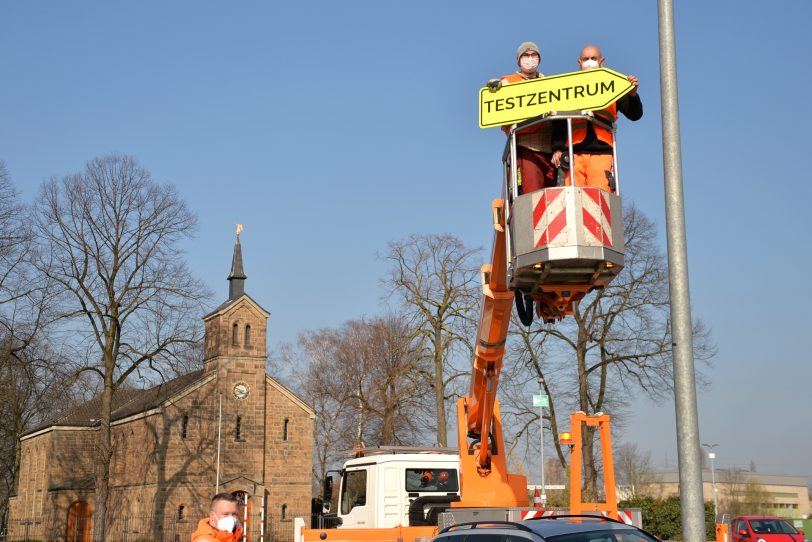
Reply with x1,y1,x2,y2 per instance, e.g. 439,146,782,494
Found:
2,511,314,542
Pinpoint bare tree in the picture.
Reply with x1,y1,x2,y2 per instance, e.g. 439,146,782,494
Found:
0,334,76,522
614,442,661,499
288,329,356,495
718,468,774,516
0,161,74,525
0,162,28,292
499,317,569,469
381,234,480,446
542,457,569,507
288,312,429,492
357,313,427,445
34,155,210,541
500,205,715,499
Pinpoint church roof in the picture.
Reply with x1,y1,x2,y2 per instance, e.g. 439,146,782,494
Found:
228,235,247,281
228,233,247,300
204,292,269,319
25,369,206,436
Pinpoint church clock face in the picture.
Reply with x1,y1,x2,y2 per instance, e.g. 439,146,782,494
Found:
233,382,250,400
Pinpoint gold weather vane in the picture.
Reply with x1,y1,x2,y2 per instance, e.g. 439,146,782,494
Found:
236,223,244,237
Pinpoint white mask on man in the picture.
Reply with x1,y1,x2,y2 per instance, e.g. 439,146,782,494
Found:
216,515,239,533
520,56,539,72
580,59,600,70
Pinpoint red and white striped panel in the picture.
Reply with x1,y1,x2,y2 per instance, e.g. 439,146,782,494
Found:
599,510,633,525
520,510,557,520
533,188,567,248
581,188,613,247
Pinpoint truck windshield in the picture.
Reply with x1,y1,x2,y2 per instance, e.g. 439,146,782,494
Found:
340,469,367,515
405,468,459,492
750,520,799,535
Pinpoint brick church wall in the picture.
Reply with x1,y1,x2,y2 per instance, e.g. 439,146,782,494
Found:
49,430,97,484
264,380,314,520
8,429,99,540
110,378,220,490
8,435,49,530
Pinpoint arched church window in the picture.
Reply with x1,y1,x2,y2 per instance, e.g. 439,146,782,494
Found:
281,503,288,520
232,322,239,346
283,418,289,441
181,415,189,439
236,415,242,441
244,324,251,346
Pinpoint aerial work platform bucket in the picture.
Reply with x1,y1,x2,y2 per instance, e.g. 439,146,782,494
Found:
502,112,626,322
508,185,624,294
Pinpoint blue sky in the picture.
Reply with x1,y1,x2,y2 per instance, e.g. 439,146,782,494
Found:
2,1,811,484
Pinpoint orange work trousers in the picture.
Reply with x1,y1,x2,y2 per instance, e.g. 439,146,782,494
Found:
563,154,614,192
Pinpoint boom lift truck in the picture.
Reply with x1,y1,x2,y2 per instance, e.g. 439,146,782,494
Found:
296,111,628,542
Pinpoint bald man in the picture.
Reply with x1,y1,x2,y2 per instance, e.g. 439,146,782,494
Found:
551,45,642,192
191,493,243,542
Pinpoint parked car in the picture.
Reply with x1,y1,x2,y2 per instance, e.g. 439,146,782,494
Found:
730,516,805,542
433,515,659,542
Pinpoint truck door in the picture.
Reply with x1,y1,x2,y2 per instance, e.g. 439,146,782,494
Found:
381,467,402,528
339,468,371,528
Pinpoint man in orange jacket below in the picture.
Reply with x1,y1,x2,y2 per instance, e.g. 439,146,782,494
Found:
487,41,556,194
551,44,642,192
191,493,244,542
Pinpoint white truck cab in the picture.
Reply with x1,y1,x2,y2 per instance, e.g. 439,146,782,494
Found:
327,447,460,529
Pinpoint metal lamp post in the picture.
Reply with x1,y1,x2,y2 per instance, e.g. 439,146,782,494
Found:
702,443,719,516
537,379,547,506
657,1,705,539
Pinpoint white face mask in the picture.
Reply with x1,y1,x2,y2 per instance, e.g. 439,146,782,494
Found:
581,59,600,70
216,515,239,533
520,56,539,72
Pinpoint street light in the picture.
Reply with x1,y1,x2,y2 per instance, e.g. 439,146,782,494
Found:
702,443,719,516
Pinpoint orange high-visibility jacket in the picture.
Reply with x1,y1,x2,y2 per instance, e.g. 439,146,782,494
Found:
191,518,243,542
500,72,544,136
502,72,531,84
570,103,617,147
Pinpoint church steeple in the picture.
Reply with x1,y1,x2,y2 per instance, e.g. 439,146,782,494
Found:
203,225,269,369
227,224,247,300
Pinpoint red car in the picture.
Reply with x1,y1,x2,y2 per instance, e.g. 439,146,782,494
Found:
732,516,805,542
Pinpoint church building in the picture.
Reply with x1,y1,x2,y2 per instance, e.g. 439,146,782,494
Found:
7,234,315,541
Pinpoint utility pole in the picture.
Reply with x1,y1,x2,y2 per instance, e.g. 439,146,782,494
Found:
658,1,706,541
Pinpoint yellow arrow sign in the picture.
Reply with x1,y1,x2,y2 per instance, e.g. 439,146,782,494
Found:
479,68,634,128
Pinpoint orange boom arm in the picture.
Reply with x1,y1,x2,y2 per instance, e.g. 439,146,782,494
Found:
453,199,527,508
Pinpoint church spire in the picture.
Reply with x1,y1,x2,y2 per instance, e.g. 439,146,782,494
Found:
228,224,247,300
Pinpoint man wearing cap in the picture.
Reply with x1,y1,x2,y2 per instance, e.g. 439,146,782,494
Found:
488,41,555,194
551,44,642,192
